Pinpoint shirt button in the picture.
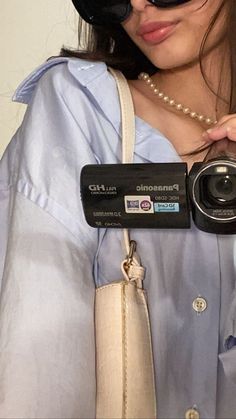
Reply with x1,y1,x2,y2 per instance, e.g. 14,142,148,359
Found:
185,408,200,419
192,296,207,313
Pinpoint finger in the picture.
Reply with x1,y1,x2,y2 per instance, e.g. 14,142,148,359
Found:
203,123,236,142
202,125,231,141
224,126,236,141
216,114,236,125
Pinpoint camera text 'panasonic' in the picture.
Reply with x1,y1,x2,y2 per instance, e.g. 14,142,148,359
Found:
136,184,180,192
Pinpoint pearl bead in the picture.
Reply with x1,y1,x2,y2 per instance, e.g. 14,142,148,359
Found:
150,83,155,88
169,99,175,106
163,96,169,103
190,112,197,118
176,104,183,110
183,107,190,114
198,115,204,122
146,78,152,84
205,118,213,125
158,92,164,98
153,88,159,94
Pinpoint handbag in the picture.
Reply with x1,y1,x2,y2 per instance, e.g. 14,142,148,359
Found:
95,68,157,419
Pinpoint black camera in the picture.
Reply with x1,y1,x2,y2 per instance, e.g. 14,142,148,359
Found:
81,143,236,234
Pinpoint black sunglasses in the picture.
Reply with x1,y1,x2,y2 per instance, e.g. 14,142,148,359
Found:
71,0,191,25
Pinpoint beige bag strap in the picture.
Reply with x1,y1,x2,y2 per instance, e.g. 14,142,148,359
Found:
109,68,145,286
109,68,135,164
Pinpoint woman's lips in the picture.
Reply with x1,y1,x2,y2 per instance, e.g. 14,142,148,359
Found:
138,21,179,45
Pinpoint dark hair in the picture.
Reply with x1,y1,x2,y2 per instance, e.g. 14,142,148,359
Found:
61,1,236,115
61,20,156,79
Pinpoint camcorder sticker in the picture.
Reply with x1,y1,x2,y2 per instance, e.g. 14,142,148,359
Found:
154,202,180,212
125,196,154,213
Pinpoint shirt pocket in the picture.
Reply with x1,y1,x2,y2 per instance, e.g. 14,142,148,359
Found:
219,289,236,384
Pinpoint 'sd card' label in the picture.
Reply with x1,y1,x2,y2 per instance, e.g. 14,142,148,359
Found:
154,203,180,212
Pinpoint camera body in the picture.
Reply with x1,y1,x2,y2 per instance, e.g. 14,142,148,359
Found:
81,158,236,234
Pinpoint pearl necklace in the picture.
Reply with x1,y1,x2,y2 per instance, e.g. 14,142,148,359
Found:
138,72,218,126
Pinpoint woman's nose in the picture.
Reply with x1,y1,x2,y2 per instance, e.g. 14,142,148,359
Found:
130,0,153,13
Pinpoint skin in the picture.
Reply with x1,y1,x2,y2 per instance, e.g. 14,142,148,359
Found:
121,0,236,166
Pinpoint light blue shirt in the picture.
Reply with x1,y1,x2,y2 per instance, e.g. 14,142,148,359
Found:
0,57,236,418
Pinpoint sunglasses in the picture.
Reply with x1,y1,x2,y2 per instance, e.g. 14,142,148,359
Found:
71,0,191,25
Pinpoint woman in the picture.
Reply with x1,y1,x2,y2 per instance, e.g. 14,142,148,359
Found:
0,0,236,417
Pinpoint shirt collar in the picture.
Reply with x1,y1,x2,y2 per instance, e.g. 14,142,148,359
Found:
13,57,180,163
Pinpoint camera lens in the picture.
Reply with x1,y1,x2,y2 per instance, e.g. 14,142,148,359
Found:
215,177,233,195
189,157,236,230
205,175,236,204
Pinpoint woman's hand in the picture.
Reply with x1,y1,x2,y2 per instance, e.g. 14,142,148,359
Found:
202,114,236,161
202,114,236,142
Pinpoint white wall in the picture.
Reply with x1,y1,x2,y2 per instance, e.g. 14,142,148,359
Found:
0,0,79,156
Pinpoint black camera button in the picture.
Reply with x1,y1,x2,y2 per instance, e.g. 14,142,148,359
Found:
192,297,207,314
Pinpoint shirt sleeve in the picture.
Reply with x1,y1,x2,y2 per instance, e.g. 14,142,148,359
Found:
0,63,99,418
